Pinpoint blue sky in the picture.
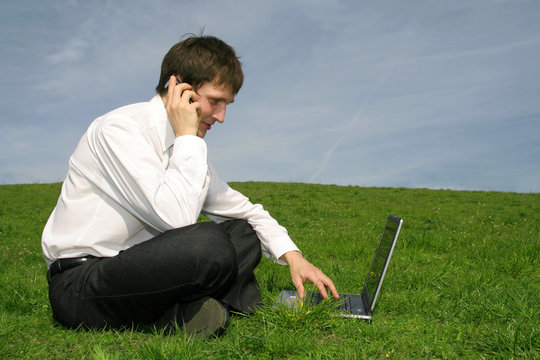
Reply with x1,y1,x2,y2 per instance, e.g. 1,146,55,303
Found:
1,0,539,192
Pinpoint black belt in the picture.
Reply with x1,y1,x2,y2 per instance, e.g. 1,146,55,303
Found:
47,256,94,282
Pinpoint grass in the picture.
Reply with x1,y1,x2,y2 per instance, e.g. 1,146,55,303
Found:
0,182,538,359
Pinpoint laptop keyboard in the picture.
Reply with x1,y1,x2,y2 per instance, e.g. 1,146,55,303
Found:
309,293,351,311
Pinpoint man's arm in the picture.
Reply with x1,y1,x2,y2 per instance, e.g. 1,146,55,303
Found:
280,250,339,300
201,168,339,299
201,165,299,262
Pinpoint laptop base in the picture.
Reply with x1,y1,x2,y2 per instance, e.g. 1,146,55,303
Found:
276,290,372,320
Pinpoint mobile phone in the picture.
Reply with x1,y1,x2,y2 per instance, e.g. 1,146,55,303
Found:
165,77,193,103
164,77,181,89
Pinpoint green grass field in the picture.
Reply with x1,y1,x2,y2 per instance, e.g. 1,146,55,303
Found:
0,182,538,359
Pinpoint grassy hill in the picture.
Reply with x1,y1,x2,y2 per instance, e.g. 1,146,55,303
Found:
0,182,538,359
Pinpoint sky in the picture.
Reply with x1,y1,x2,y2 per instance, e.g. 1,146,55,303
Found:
1,0,539,193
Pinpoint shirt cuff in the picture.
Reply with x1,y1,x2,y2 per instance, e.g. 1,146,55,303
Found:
265,238,301,265
169,135,207,171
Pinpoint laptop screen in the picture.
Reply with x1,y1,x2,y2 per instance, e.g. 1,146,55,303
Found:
364,215,402,311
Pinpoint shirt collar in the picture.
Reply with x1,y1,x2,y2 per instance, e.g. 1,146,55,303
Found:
150,95,176,152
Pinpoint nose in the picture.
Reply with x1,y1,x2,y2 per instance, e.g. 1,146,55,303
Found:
214,106,226,123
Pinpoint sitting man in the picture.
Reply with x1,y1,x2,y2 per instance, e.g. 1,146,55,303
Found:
42,34,338,338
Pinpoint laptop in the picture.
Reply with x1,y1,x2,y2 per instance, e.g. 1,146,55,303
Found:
276,214,403,320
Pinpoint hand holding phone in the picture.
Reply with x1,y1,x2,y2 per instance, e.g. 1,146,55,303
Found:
165,77,194,103
164,75,201,137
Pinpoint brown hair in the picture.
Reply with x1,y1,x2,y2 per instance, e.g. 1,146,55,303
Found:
156,35,243,95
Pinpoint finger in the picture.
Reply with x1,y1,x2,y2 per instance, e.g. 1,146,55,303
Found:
182,89,197,105
168,78,186,109
309,271,339,299
322,276,340,299
189,92,200,104
296,283,305,300
315,278,329,298
166,75,176,104
168,76,193,102
292,275,305,299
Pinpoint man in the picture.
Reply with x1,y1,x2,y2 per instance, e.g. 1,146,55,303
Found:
42,35,338,338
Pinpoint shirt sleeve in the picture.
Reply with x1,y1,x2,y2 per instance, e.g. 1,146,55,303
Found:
72,114,210,232
201,164,300,264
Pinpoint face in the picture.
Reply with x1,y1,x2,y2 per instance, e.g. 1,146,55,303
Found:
195,82,234,138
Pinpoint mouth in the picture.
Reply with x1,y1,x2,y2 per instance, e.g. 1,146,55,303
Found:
201,122,211,131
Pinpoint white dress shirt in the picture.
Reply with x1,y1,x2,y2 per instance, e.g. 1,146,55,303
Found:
42,95,299,266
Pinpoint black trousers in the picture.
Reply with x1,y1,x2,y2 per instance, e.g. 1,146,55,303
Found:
48,219,262,329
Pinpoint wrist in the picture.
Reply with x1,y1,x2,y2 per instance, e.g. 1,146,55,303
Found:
279,250,303,265
174,127,198,137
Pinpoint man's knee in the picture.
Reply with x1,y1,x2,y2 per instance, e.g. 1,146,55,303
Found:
220,220,262,266
182,222,238,275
